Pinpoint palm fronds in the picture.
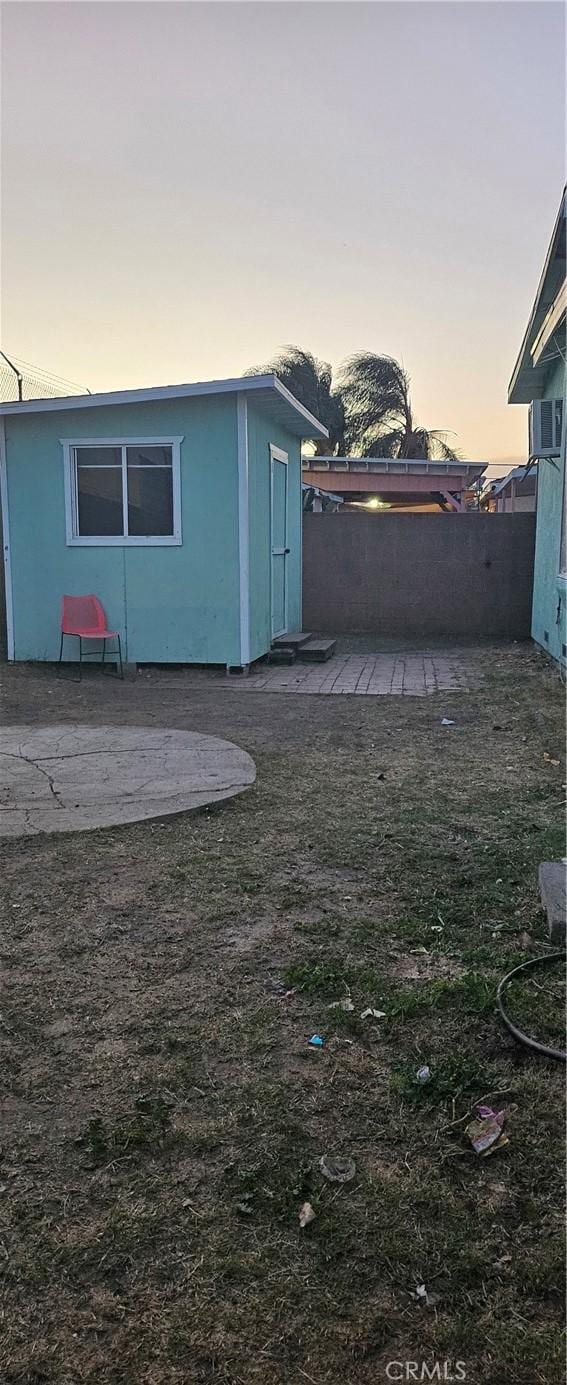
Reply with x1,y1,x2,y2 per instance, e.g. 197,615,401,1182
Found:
245,346,345,454
423,431,462,462
244,346,460,460
361,428,405,459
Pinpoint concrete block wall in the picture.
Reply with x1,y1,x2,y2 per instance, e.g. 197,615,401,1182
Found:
302,513,536,639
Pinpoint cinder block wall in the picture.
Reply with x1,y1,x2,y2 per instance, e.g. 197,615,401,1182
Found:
302,513,536,638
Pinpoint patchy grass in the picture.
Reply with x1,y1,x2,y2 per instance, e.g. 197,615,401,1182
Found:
0,644,565,1384
391,1050,497,1105
77,1094,177,1165
502,961,566,1051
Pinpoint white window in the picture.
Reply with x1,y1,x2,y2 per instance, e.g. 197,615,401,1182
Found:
63,437,183,545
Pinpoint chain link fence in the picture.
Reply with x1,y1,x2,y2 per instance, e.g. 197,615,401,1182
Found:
0,351,88,402
1,352,89,657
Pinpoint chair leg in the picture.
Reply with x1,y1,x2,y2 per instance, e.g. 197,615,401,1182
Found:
79,635,82,682
59,632,64,663
102,639,106,669
116,634,123,680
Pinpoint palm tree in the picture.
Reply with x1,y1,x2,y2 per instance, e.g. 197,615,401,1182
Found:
246,347,460,460
338,353,461,460
245,347,345,456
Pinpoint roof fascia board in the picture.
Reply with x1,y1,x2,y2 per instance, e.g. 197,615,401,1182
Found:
531,282,567,366
270,375,329,439
509,188,566,402
0,372,328,438
0,374,270,416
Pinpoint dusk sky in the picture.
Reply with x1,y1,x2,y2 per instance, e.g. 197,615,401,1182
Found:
1,1,565,472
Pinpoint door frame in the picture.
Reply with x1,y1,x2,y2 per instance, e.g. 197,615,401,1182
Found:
270,443,289,638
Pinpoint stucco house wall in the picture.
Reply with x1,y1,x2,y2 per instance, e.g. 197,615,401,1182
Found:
530,355,566,665
508,187,566,668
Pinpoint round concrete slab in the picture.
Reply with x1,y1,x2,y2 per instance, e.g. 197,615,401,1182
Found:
0,725,256,837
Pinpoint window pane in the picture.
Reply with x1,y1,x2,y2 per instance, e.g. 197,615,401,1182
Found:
77,466,124,536
126,446,172,468
76,446,122,468
127,463,173,535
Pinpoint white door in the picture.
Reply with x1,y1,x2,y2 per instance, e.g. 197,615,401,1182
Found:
270,446,289,637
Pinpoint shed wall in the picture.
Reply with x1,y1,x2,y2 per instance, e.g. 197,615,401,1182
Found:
5,394,241,663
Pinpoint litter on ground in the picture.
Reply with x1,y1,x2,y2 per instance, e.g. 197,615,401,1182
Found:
465,1103,509,1157
412,1283,440,1308
319,1154,356,1183
298,1201,316,1228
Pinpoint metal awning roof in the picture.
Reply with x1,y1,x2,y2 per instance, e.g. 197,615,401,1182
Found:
302,482,343,504
303,456,487,479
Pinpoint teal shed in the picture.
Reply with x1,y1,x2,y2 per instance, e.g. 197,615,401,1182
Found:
509,187,566,668
0,374,328,669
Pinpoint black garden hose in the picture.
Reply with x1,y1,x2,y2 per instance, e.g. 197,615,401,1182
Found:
496,951,566,1063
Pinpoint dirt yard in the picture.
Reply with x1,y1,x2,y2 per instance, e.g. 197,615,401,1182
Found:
1,645,565,1385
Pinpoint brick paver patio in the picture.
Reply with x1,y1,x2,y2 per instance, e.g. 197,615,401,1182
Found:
224,651,476,695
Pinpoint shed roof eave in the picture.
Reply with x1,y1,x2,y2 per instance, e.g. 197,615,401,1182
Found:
508,187,566,404
270,376,328,439
0,372,329,441
531,283,567,366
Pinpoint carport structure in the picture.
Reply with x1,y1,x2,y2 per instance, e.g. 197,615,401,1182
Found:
302,455,487,512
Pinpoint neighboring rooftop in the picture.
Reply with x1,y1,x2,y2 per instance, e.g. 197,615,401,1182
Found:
302,481,343,512
0,372,329,440
488,465,532,497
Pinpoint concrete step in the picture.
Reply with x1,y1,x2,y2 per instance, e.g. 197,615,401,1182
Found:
271,631,312,652
297,638,337,663
538,861,567,942
267,647,297,666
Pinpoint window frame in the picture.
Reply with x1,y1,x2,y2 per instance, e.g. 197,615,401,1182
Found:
62,436,183,546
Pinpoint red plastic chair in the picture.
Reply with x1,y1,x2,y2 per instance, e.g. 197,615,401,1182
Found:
59,595,123,678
